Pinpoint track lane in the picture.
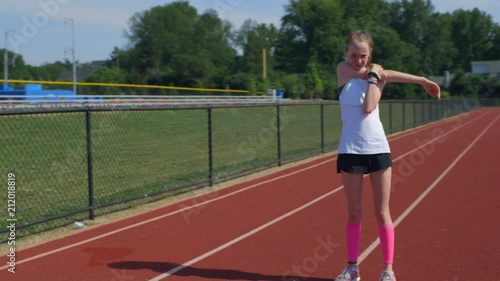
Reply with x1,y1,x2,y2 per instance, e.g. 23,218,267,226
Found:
359,108,500,279
374,108,500,280
148,109,494,280
1,148,345,280
146,110,493,280
0,109,493,280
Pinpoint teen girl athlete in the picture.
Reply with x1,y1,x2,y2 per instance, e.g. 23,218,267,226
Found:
334,30,441,281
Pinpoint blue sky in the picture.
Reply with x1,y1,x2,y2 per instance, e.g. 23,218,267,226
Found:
1,0,499,66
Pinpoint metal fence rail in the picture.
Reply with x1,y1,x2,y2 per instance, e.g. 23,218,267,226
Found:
0,99,481,238
0,94,283,108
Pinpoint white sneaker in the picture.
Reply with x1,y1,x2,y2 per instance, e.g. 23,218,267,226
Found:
379,270,396,281
334,266,360,281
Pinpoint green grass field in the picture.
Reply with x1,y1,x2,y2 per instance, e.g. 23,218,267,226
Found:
0,99,472,235
0,104,342,233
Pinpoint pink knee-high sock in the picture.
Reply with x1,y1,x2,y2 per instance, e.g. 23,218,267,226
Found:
346,222,361,262
378,223,395,264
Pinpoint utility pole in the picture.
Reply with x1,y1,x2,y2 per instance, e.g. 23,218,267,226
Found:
3,30,13,90
65,18,77,94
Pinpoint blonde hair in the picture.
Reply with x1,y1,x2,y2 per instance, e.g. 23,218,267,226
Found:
345,30,373,65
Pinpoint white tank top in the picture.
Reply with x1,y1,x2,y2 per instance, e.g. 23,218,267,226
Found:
338,78,390,154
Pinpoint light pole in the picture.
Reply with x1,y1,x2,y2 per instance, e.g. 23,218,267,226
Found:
65,18,76,95
3,30,13,90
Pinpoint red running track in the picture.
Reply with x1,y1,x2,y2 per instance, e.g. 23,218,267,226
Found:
1,108,499,281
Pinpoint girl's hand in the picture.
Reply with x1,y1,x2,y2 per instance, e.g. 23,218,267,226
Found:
370,63,384,73
422,79,441,100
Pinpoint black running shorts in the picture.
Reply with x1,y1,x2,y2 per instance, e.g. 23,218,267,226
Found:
337,153,392,174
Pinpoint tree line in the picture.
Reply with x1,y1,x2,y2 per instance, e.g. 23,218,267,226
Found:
2,0,500,100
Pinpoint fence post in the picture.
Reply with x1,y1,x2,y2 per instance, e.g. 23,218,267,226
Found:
277,104,282,166
442,100,446,118
389,102,393,132
413,101,417,127
435,101,438,119
422,101,425,124
402,102,406,130
428,101,432,122
430,102,433,121
320,104,325,153
208,107,214,186
85,110,95,220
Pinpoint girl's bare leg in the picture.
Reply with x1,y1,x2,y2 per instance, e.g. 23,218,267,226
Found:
370,168,394,272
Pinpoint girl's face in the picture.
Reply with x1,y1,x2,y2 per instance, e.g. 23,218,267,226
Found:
345,41,371,71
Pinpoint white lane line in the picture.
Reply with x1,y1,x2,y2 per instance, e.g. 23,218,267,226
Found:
0,157,334,271
150,111,492,280
358,113,500,264
0,110,487,271
149,185,346,281
391,110,484,161
387,110,476,142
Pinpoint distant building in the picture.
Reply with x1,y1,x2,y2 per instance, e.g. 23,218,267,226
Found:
429,70,454,89
429,60,500,89
470,60,500,77
58,60,109,81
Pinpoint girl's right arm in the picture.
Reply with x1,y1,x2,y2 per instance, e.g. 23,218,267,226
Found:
337,61,369,87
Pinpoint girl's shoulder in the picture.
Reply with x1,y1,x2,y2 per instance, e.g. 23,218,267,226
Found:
336,61,351,73
337,62,367,88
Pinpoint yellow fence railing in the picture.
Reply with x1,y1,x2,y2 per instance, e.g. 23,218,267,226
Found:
0,79,252,95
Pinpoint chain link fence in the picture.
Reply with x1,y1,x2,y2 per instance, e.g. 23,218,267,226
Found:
0,99,482,240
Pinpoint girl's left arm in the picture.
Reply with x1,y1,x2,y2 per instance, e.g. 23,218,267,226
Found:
380,70,441,99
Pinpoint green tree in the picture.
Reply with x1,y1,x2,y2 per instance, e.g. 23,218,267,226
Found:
125,1,197,85
86,66,127,95
124,2,235,89
339,0,391,36
189,9,235,87
388,0,434,47
319,69,337,100
486,25,500,60
247,76,257,96
5,0,500,101
0,50,33,82
449,72,500,99
282,73,305,99
234,19,279,77
86,67,126,84
305,57,323,99
110,47,127,69
420,13,456,75
450,8,497,70
385,0,456,76
275,0,344,73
